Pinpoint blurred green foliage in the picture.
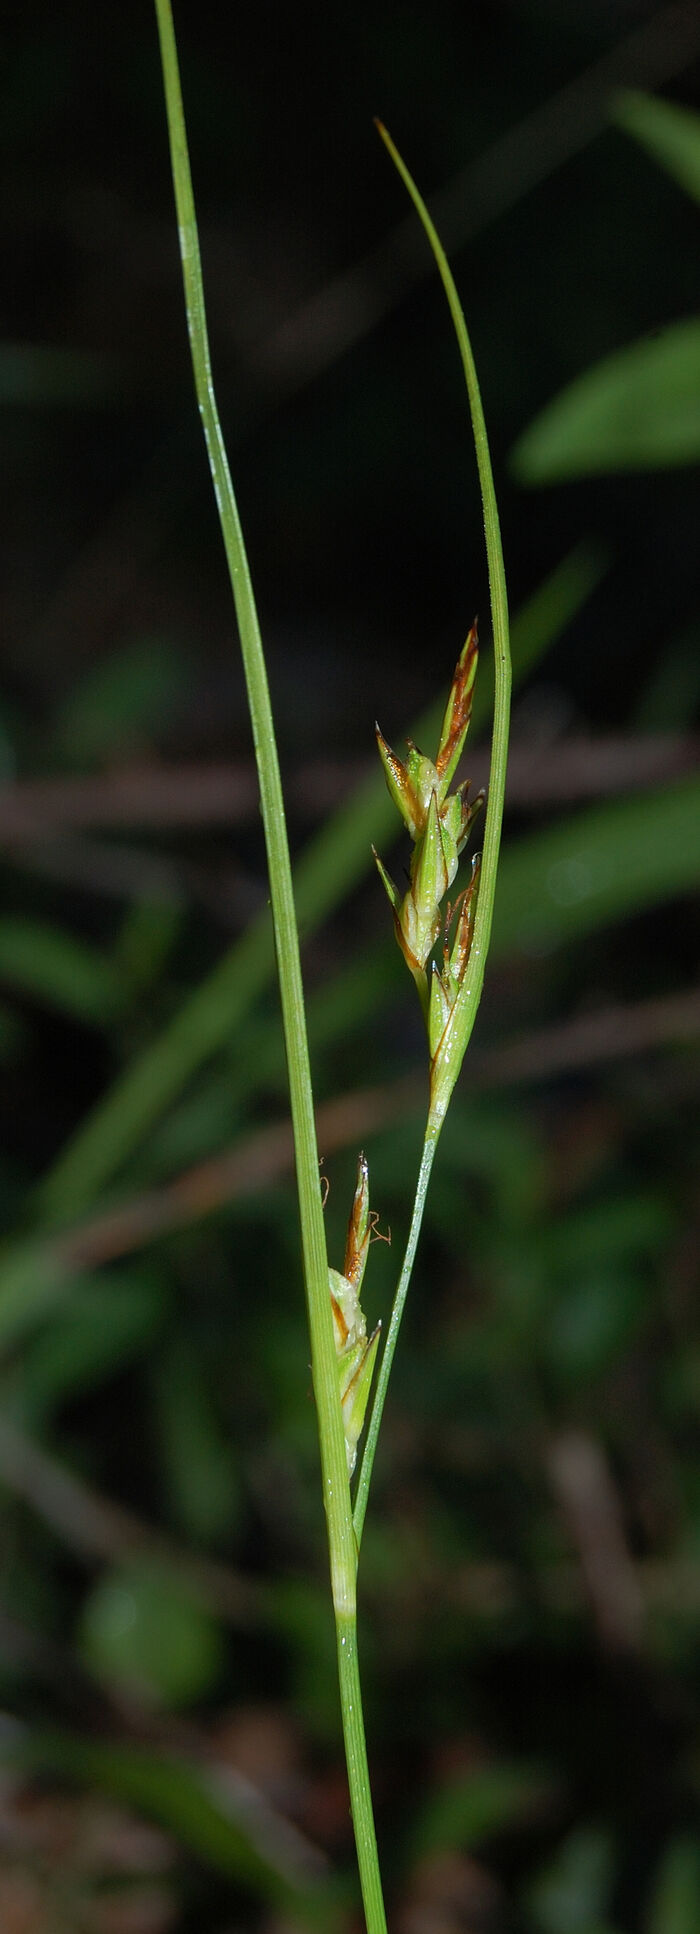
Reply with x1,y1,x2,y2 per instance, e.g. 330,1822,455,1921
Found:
510,318,700,479
80,1559,224,1706
511,93,700,479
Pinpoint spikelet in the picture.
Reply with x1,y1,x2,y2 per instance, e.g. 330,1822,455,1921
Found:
374,625,482,1022
329,1155,380,1477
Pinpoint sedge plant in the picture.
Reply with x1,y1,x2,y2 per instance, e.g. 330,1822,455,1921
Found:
153,6,511,1927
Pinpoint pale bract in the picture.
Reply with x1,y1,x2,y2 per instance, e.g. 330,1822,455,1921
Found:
328,1155,380,1477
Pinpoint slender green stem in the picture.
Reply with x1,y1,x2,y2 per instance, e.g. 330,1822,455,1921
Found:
336,1615,388,1934
153,0,353,1618
352,132,512,1546
153,9,387,1928
354,1124,439,1547
374,126,511,1135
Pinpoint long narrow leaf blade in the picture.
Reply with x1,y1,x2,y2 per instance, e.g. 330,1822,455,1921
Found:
613,89,700,206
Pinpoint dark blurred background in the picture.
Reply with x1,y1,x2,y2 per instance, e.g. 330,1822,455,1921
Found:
0,2,699,1930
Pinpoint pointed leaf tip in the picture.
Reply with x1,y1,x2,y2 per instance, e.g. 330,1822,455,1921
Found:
436,622,479,792
372,846,403,916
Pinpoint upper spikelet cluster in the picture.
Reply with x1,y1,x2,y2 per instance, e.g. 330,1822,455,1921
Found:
373,624,483,1079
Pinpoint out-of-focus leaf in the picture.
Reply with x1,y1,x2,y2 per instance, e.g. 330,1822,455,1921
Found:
647,1837,700,1934
0,916,126,1026
14,1268,165,1424
138,1062,247,1180
0,1242,70,1353
527,1826,616,1933
0,1723,338,1930
114,899,183,994
493,776,700,954
79,1559,224,1707
437,1096,546,1228
409,1760,554,1860
510,319,700,480
53,635,193,767
546,1267,649,1383
543,1197,672,1273
613,90,700,206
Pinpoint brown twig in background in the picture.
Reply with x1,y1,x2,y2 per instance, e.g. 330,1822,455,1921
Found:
0,764,259,841
0,1412,261,1627
547,1429,644,1653
3,1409,698,1652
58,1078,418,1273
18,983,696,1285
476,985,700,1087
0,736,696,845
